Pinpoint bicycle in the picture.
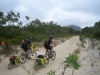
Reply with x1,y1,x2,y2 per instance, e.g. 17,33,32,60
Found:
20,44,37,63
46,46,56,61
34,55,49,71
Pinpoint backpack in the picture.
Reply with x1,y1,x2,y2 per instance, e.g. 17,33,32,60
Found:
9,56,20,65
44,39,49,46
25,39,31,46
21,40,26,48
37,55,44,58
21,39,30,48
9,56,16,64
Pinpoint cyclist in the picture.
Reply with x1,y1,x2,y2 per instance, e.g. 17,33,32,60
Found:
21,37,32,59
1,40,6,49
44,35,57,58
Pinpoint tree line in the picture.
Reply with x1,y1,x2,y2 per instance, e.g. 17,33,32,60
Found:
0,10,80,45
81,21,100,39
0,10,100,45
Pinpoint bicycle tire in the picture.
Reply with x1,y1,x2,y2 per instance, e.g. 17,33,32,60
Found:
51,51,56,60
30,51,37,60
8,63,13,70
34,64,39,71
45,55,49,64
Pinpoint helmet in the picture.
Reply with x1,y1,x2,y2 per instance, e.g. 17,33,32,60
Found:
49,35,53,38
28,37,32,40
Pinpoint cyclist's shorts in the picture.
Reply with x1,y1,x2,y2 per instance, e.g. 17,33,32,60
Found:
22,47,28,51
21,43,28,51
44,45,52,50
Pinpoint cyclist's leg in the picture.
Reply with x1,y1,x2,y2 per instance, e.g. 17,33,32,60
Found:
49,46,52,57
25,50,28,58
44,45,48,56
27,47,31,58
24,47,31,59
45,49,48,55
26,50,31,59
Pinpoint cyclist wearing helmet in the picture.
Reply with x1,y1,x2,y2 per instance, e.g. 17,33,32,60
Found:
21,37,32,59
44,35,57,57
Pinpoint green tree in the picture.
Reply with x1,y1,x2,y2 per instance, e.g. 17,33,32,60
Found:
0,11,6,26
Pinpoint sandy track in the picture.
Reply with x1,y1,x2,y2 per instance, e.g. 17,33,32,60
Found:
1,36,99,75
0,36,79,75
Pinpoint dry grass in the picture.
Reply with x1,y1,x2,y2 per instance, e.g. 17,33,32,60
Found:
0,58,2,62
98,46,100,50
73,48,81,54
32,42,44,47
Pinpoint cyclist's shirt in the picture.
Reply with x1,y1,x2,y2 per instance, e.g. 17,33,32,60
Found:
44,38,52,46
25,39,31,46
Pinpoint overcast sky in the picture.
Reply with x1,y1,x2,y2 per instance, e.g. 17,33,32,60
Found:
0,0,100,28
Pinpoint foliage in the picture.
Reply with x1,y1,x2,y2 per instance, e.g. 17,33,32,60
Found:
63,53,80,75
1,10,100,46
80,20,100,40
79,35,85,48
47,70,55,75
64,54,80,70
98,46,100,50
0,10,79,45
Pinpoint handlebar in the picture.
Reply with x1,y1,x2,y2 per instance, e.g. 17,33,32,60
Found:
51,45,57,50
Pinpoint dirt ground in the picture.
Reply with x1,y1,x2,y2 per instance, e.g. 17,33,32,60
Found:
0,36,100,75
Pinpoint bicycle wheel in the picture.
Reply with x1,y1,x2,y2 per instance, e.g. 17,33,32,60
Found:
45,55,49,64
30,51,37,60
8,63,13,70
34,59,40,71
34,64,39,71
51,51,56,60
20,54,26,64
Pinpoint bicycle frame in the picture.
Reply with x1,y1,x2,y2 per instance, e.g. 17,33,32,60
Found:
20,47,37,63
46,46,53,56
46,46,56,60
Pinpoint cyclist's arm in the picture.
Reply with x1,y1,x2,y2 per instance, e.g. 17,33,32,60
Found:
52,39,57,46
27,40,32,47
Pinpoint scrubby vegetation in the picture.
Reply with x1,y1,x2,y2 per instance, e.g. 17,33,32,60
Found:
63,54,80,75
0,10,100,47
0,10,80,45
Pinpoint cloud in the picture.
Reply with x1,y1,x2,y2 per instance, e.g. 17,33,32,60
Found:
0,0,100,28
0,0,20,13
66,0,100,14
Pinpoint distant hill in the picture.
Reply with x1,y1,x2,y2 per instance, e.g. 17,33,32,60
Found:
67,25,82,31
